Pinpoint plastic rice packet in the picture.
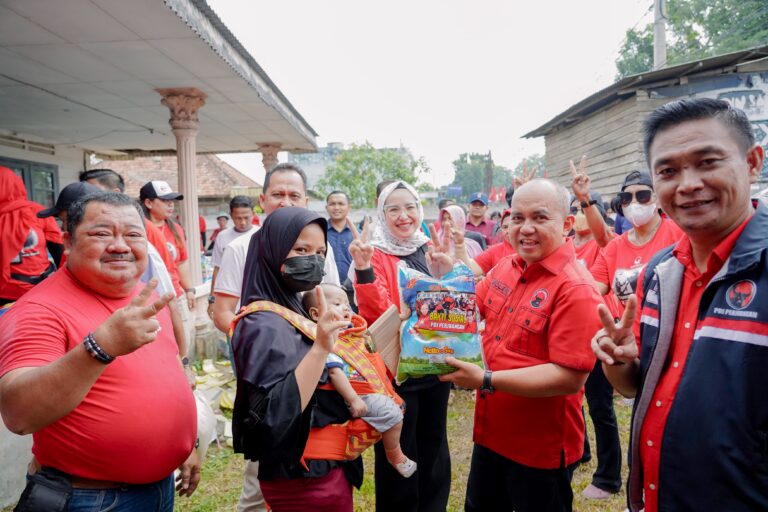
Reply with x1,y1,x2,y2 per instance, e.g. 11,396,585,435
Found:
397,262,484,383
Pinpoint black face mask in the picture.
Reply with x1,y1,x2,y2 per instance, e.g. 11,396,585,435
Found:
281,255,325,292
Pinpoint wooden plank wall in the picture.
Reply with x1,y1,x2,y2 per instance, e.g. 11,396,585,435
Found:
543,92,650,202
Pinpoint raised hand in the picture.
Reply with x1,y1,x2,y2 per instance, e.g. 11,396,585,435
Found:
93,279,175,358
591,294,639,366
569,155,591,203
426,223,454,278
313,286,349,353
348,217,374,270
513,159,536,188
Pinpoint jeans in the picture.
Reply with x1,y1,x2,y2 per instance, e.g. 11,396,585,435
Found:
66,475,174,512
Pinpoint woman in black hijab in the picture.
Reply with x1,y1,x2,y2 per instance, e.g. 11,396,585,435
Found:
231,207,355,511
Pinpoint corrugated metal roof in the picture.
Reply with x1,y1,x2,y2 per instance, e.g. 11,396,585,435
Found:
524,44,768,138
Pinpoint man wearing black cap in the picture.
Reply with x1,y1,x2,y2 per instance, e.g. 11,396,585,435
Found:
37,182,102,228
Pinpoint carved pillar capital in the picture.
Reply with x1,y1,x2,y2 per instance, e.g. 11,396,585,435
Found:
257,142,282,172
156,88,208,130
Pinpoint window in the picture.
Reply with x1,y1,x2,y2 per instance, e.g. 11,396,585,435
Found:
0,156,58,207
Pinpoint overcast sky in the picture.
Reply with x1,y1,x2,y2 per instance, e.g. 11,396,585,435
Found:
209,0,654,186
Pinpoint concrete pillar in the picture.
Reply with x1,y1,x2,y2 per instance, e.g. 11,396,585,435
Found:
0,424,31,508
157,87,207,286
258,142,281,173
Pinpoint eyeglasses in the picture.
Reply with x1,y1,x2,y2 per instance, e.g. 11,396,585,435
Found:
569,206,580,214
618,189,653,206
383,203,419,218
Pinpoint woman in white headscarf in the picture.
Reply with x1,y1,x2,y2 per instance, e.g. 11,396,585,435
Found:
350,180,452,512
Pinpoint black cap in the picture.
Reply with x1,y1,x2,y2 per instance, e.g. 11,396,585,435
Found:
38,182,102,218
139,180,184,201
621,170,653,191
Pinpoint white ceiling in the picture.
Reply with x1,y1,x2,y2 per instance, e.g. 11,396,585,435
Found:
0,0,317,155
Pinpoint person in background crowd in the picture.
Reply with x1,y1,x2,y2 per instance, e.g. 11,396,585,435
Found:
567,159,623,500
490,208,511,246
229,208,356,511
80,169,188,358
199,214,207,250
140,180,196,366
441,179,603,512
0,167,63,304
593,97,768,512
0,192,199,510
212,163,338,512
206,196,256,319
432,197,456,234
212,163,340,334
454,208,516,277
208,212,229,251
438,204,483,259
325,191,354,284
465,192,494,245
489,210,502,240
350,180,453,512
590,170,684,307
611,195,633,235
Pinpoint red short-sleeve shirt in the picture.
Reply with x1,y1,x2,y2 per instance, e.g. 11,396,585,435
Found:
475,240,516,274
157,221,187,296
0,216,62,300
591,218,684,303
0,268,196,483
473,241,602,469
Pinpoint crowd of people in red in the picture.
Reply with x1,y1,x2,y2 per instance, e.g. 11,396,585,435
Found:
1,97,767,512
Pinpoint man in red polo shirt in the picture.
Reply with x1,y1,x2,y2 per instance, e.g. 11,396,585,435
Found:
443,179,603,511
0,192,199,510
593,98,768,512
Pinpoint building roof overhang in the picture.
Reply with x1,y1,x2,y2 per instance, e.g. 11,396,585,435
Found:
0,0,318,157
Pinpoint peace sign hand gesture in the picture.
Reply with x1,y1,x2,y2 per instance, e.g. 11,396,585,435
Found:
313,285,349,353
569,155,591,203
513,159,537,188
426,223,454,278
348,217,375,271
591,294,639,366
93,279,175,358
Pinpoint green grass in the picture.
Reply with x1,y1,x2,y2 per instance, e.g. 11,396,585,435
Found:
173,390,633,511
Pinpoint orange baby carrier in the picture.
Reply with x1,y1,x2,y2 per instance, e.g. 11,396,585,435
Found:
231,301,402,462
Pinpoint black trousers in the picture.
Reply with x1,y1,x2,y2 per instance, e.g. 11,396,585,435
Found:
465,444,576,512
582,361,622,493
374,380,451,512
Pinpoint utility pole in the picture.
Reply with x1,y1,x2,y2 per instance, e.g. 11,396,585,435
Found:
653,0,667,70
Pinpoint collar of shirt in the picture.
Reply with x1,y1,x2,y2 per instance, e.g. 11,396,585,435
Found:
510,239,575,276
466,218,488,227
328,223,351,234
672,214,753,278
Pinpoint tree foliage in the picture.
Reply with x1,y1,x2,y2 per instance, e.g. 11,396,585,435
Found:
615,0,768,80
316,142,428,208
450,153,512,201
513,154,547,178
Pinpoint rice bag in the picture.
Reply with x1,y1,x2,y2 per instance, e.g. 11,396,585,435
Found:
397,262,484,382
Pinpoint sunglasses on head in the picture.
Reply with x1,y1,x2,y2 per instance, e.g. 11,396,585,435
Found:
619,189,652,206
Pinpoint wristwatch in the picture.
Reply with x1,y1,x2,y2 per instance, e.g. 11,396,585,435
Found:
207,295,216,304
480,370,495,394
580,199,598,209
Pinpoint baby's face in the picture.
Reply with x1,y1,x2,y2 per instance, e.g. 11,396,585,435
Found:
324,286,352,321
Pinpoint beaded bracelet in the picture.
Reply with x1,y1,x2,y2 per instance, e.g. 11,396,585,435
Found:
83,332,115,364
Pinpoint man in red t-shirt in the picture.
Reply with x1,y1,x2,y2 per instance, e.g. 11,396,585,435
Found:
442,179,603,511
0,193,200,507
